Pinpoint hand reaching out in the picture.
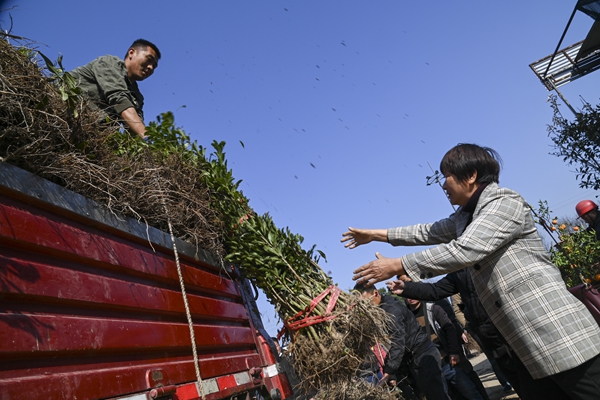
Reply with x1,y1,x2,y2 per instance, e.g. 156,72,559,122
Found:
385,279,405,295
341,227,373,249
353,252,405,286
341,227,387,249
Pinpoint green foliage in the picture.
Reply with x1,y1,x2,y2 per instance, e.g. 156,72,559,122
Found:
17,47,36,61
147,112,205,163
112,111,207,159
38,52,82,117
198,139,251,230
551,228,600,287
547,95,600,190
114,111,251,226
531,200,600,287
531,200,554,234
226,212,331,318
116,112,332,321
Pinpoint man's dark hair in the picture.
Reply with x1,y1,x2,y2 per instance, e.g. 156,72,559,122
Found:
126,39,161,60
353,282,377,293
440,143,502,184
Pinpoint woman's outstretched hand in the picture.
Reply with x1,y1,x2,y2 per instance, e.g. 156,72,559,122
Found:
341,227,387,249
353,252,405,286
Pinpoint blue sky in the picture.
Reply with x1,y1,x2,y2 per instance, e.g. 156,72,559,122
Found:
3,1,599,336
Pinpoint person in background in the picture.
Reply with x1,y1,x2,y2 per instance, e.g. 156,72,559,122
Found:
270,337,282,357
388,274,525,398
343,143,600,400
451,294,511,394
354,282,450,400
575,200,600,239
405,297,487,400
450,294,481,358
70,39,161,140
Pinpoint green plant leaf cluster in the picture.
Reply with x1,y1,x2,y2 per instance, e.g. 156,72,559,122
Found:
531,200,600,287
37,52,82,117
10,40,349,348
226,212,333,320
550,228,600,287
39,49,341,336
115,112,338,327
548,95,600,190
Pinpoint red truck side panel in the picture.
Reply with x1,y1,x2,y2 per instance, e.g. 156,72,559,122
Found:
0,163,289,400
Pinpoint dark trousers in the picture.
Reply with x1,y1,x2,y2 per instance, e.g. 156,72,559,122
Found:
441,363,483,400
495,350,568,400
467,369,491,400
409,345,450,400
470,330,509,387
496,351,600,400
550,353,600,400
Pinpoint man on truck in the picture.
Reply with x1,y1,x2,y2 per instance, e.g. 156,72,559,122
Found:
70,39,161,140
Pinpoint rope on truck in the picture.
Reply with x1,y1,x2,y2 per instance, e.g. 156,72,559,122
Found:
155,176,206,399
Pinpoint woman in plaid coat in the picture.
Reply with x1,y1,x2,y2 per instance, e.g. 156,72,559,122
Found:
343,143,600,399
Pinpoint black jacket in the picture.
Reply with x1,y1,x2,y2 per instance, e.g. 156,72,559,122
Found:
410,302,460,357
587,213,600,240
401,269,507,353
379,294,431,375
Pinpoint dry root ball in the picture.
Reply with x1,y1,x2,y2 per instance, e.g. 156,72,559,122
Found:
314,380,401,400
288,297,394,397
0,39,91,175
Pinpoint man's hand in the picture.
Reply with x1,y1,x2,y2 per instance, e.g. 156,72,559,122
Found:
449,354,460,367
376,373,393,387
121,107,147,139
385,279,405,295
353,252,405,285
341,227,387,249
461,332,468,344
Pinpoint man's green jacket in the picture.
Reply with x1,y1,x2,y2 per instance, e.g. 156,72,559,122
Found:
70,55,144,121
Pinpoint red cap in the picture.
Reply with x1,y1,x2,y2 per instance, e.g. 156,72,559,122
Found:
576,200,598,218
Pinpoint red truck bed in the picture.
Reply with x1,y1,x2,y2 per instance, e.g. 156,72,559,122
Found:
0,162,291,400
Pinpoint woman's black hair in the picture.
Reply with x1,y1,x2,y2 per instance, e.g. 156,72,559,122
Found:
440,143,502,184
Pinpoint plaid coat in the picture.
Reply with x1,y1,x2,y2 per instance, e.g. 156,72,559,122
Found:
391,183,600,379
